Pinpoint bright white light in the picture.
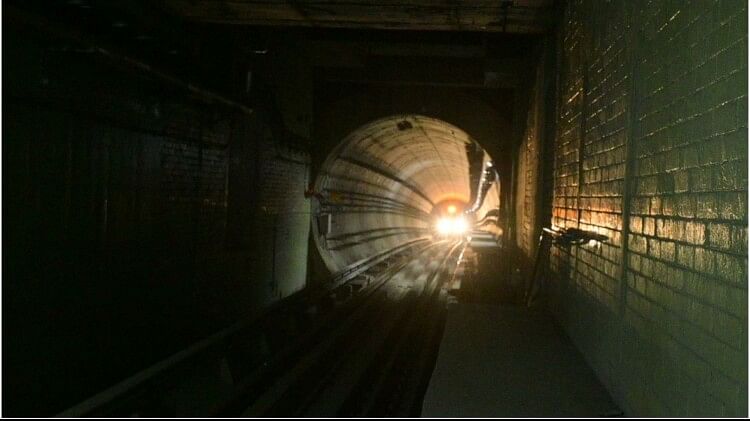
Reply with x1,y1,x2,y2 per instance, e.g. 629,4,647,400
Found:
436,218,451,234
455,217,468,233
436,216,469,236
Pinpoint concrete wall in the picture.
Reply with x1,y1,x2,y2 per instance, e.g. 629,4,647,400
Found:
514,0,747,416
4,26,310,416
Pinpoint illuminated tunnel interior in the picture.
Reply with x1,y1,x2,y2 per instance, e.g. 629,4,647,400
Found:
4,0,747,418
312,115,500,273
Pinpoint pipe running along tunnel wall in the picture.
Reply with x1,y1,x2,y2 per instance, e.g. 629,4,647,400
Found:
312,115,501,274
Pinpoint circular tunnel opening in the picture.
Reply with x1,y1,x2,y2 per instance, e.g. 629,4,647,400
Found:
312,115,501,274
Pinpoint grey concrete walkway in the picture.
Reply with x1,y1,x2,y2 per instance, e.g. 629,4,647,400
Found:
422,304,621,417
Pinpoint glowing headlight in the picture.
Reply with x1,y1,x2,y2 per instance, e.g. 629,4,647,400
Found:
436,216,468,236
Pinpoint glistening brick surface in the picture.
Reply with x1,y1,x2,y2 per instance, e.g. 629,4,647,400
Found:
515,55,545,262
527,0,748,416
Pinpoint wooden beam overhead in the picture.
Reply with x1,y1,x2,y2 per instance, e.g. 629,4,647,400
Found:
163,1,555,34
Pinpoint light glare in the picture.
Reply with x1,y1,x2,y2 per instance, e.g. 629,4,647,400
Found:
436,216,468,236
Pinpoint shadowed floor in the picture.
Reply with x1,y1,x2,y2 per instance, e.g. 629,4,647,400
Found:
422,304,621,417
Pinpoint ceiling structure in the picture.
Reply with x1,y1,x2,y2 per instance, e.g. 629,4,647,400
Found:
163,0,556,33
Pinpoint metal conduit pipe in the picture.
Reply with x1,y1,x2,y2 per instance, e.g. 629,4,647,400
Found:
467,160,500,215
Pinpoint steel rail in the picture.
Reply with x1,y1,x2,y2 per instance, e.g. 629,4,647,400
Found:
240,240,464,417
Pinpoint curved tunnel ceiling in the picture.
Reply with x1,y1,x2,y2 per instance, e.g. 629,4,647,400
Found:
313,115,500,274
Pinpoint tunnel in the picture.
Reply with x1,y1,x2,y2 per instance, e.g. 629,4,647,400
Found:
3,0,749,418
312,115,499,274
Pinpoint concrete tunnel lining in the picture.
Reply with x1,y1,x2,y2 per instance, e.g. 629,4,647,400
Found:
312,114,501,274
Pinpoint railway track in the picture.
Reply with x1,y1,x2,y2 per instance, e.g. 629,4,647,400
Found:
235,240,465,417
57,239,466,417
57,239,465,417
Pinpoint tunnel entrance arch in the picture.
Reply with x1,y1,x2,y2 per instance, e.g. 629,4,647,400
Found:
311,115,500,275
311,86,512,178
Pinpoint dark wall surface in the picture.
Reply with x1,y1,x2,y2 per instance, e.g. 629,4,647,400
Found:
3,24,310,416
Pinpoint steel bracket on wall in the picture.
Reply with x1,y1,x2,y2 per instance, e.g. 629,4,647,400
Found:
525,227,609,306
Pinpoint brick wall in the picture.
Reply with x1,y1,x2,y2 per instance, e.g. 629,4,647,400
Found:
514,42,557,291
517,0,748,416
514,68,539,260
4,27,310,416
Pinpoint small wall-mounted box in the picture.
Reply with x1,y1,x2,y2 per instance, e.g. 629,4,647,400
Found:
317,213,331,237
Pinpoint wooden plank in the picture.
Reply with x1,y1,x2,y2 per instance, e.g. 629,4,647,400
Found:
163,0,553,33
